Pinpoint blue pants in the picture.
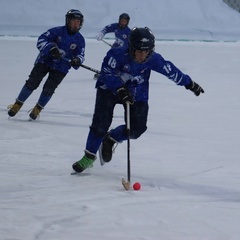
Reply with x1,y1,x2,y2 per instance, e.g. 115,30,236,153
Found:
86,88,148,154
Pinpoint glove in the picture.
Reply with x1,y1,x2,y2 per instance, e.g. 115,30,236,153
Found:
96,32,104,41
117,87,134,105
70,57,81,67
49,47,61,59
185,80,204,96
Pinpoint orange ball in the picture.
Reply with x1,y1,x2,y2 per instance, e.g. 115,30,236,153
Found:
133,182,141,190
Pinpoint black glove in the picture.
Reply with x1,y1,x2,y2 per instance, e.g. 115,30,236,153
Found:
185,80,204,96
49,47,61,59
117,87,134,105
70,57,81,67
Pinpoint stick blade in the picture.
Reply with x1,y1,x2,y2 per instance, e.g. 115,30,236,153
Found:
122,178,131,190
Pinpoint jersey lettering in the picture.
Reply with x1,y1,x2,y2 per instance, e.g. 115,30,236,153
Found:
163,63,172,73
108,57,117,68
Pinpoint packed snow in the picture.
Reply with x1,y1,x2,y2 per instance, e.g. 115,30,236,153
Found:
1,0,240,41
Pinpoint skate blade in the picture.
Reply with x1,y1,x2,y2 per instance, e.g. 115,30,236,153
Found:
98,143,106,166
71,172,91,176
122,178,130,190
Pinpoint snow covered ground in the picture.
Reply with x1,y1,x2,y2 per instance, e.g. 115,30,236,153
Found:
1,0,240,41
1,36,240,240
1,0,240,239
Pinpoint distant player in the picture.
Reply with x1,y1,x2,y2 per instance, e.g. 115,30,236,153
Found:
94,13,132,79
96,13,131,48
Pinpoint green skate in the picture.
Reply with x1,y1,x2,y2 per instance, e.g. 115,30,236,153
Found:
72,151,96,173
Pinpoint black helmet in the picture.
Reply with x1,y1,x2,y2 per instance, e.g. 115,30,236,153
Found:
129,27,155,52
119,13,130,28
65,9,84,34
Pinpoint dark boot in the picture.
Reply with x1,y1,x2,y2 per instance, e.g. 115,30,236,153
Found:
8,100,24,117
100,132,117,163
29,104,43,120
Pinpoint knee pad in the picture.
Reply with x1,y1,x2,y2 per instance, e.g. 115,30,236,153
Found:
130,125,147,139
89,125,107,138
43,76,64,96
42,80,58,96
26,79,40,91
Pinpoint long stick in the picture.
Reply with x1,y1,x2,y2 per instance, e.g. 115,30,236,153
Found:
126,102,131,183
63,58,100,74
80,64,100,74
101,39,112,47
122,102,131,190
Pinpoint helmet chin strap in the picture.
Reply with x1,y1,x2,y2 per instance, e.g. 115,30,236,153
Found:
66,20,80,35
67,26,79,35
71,26,79,33
119,24,127,29
132,50,153,64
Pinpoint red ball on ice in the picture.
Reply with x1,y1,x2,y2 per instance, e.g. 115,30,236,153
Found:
133,182,141,191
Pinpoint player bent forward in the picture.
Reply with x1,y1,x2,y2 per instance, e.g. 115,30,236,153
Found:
72,27,204,173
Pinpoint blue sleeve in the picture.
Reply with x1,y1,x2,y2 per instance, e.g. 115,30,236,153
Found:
150,53,192,86
36,26,85,73
71,35,85,70
37,27,60,56
101,23,118,35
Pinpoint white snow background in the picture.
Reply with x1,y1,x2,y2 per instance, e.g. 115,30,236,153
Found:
1,0,240,240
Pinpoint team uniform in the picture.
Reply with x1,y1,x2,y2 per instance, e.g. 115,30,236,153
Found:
8,9,85,120
96,13,131,48
72,27,204,173
36,26,85,74
99,23,131,48
85,46,192,154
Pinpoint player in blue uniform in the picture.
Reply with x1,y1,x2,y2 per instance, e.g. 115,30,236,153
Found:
94,13,131,79
72,27,204,173
96,13,131,48
8,9,85,120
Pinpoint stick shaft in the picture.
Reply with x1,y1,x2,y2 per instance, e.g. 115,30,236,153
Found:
126,102,131,183
101,39,112,47
80,64,100,74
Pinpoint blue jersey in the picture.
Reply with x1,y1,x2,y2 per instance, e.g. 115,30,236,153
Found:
101,23,131,48
35,26,85,74
96,47,192,102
